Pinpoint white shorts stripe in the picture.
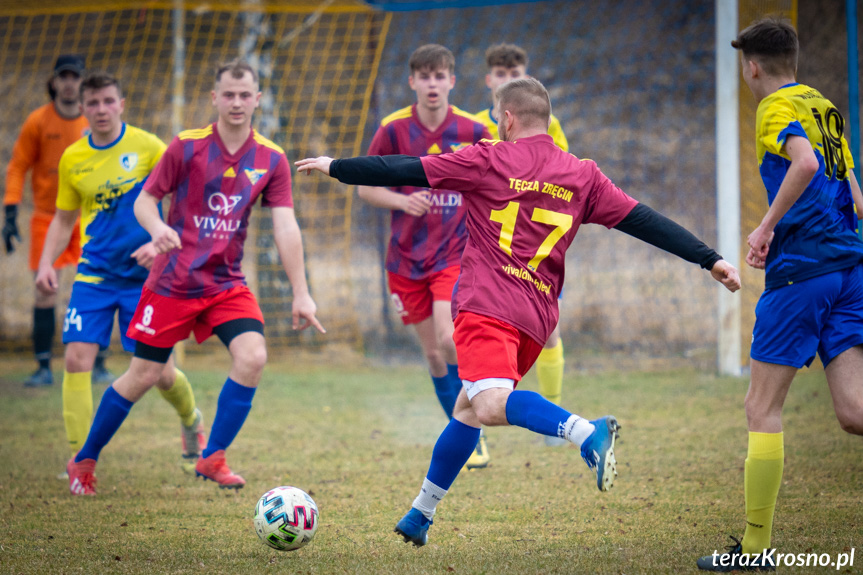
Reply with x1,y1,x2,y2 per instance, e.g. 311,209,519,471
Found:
462,377,515,401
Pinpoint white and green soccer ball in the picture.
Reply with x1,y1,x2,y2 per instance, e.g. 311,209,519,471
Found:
253,486,319,551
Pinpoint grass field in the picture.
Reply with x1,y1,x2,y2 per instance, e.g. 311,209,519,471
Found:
1,352,860,574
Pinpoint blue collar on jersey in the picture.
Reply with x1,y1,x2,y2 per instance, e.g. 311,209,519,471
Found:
89,122,126,150
486,106,498,126
779,82,799,90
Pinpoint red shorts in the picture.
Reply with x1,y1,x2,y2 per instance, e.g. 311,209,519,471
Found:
453,311,543,383
387,265,459,325
30,212,80,271
127,285,264,348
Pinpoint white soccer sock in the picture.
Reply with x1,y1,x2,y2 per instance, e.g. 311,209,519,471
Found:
563,415,595,447
412,478,447,520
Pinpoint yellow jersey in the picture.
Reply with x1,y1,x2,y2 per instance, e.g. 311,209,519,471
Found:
474,107,569,152
57,123,166,285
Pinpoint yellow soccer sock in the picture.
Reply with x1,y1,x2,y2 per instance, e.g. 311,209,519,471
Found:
536,340,564,405
158,369,197,427
62,371,93,454
742,431,784,555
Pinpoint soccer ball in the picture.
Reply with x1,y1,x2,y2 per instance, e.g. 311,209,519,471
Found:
253,486,319,551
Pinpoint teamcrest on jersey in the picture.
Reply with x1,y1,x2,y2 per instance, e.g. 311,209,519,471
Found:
244,168,267,185
450,142,471,152
120,153,138,172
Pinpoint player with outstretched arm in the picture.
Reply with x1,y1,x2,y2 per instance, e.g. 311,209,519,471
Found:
297,77,740,546
65,60,324,496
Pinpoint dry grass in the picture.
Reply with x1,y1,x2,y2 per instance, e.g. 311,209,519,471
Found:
0,353,860,574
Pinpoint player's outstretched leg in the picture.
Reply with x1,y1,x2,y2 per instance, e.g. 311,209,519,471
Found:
580,416,621,492
395,418,480,546
504,389,621,491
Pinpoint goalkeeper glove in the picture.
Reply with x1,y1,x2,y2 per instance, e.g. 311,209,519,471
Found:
3,204,21,254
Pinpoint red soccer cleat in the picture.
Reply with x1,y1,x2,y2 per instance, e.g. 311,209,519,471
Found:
195,450,245,489
67,456,97,496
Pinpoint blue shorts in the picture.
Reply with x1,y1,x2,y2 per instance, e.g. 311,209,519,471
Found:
751,265,863,368
63,281,143,352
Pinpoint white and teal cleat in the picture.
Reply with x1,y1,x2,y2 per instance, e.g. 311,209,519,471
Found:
580,415,620,491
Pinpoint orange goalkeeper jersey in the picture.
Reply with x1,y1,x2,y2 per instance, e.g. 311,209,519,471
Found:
4,103,89,217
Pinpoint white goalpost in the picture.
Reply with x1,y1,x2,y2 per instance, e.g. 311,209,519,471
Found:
715,0,742,376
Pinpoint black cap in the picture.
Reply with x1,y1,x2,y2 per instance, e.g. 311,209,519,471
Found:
54,54,85,76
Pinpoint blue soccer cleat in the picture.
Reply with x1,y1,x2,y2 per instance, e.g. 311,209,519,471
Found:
394,507,433,547
580,415,621,492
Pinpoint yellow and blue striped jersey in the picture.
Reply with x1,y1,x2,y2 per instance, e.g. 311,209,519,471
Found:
755,83,863,288
57,123,166,285
474,107,569,152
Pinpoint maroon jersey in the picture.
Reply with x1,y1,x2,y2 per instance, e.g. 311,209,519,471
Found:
143,123,293,298
368,104,490,279
421,134,638,344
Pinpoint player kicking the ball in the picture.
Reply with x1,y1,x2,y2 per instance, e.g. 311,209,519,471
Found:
66,60,324,496
297,77,741,545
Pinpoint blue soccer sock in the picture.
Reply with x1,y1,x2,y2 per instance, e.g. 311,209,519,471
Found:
505,389,575,439
446,362,463,402
75,386,134,462
427,418,480,489
431,370,458,419
412,418,480,519
202,378,256,459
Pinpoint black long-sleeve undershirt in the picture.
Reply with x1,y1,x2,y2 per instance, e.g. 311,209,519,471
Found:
614,203,722,270
329,155,721,270
330,155,428,188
